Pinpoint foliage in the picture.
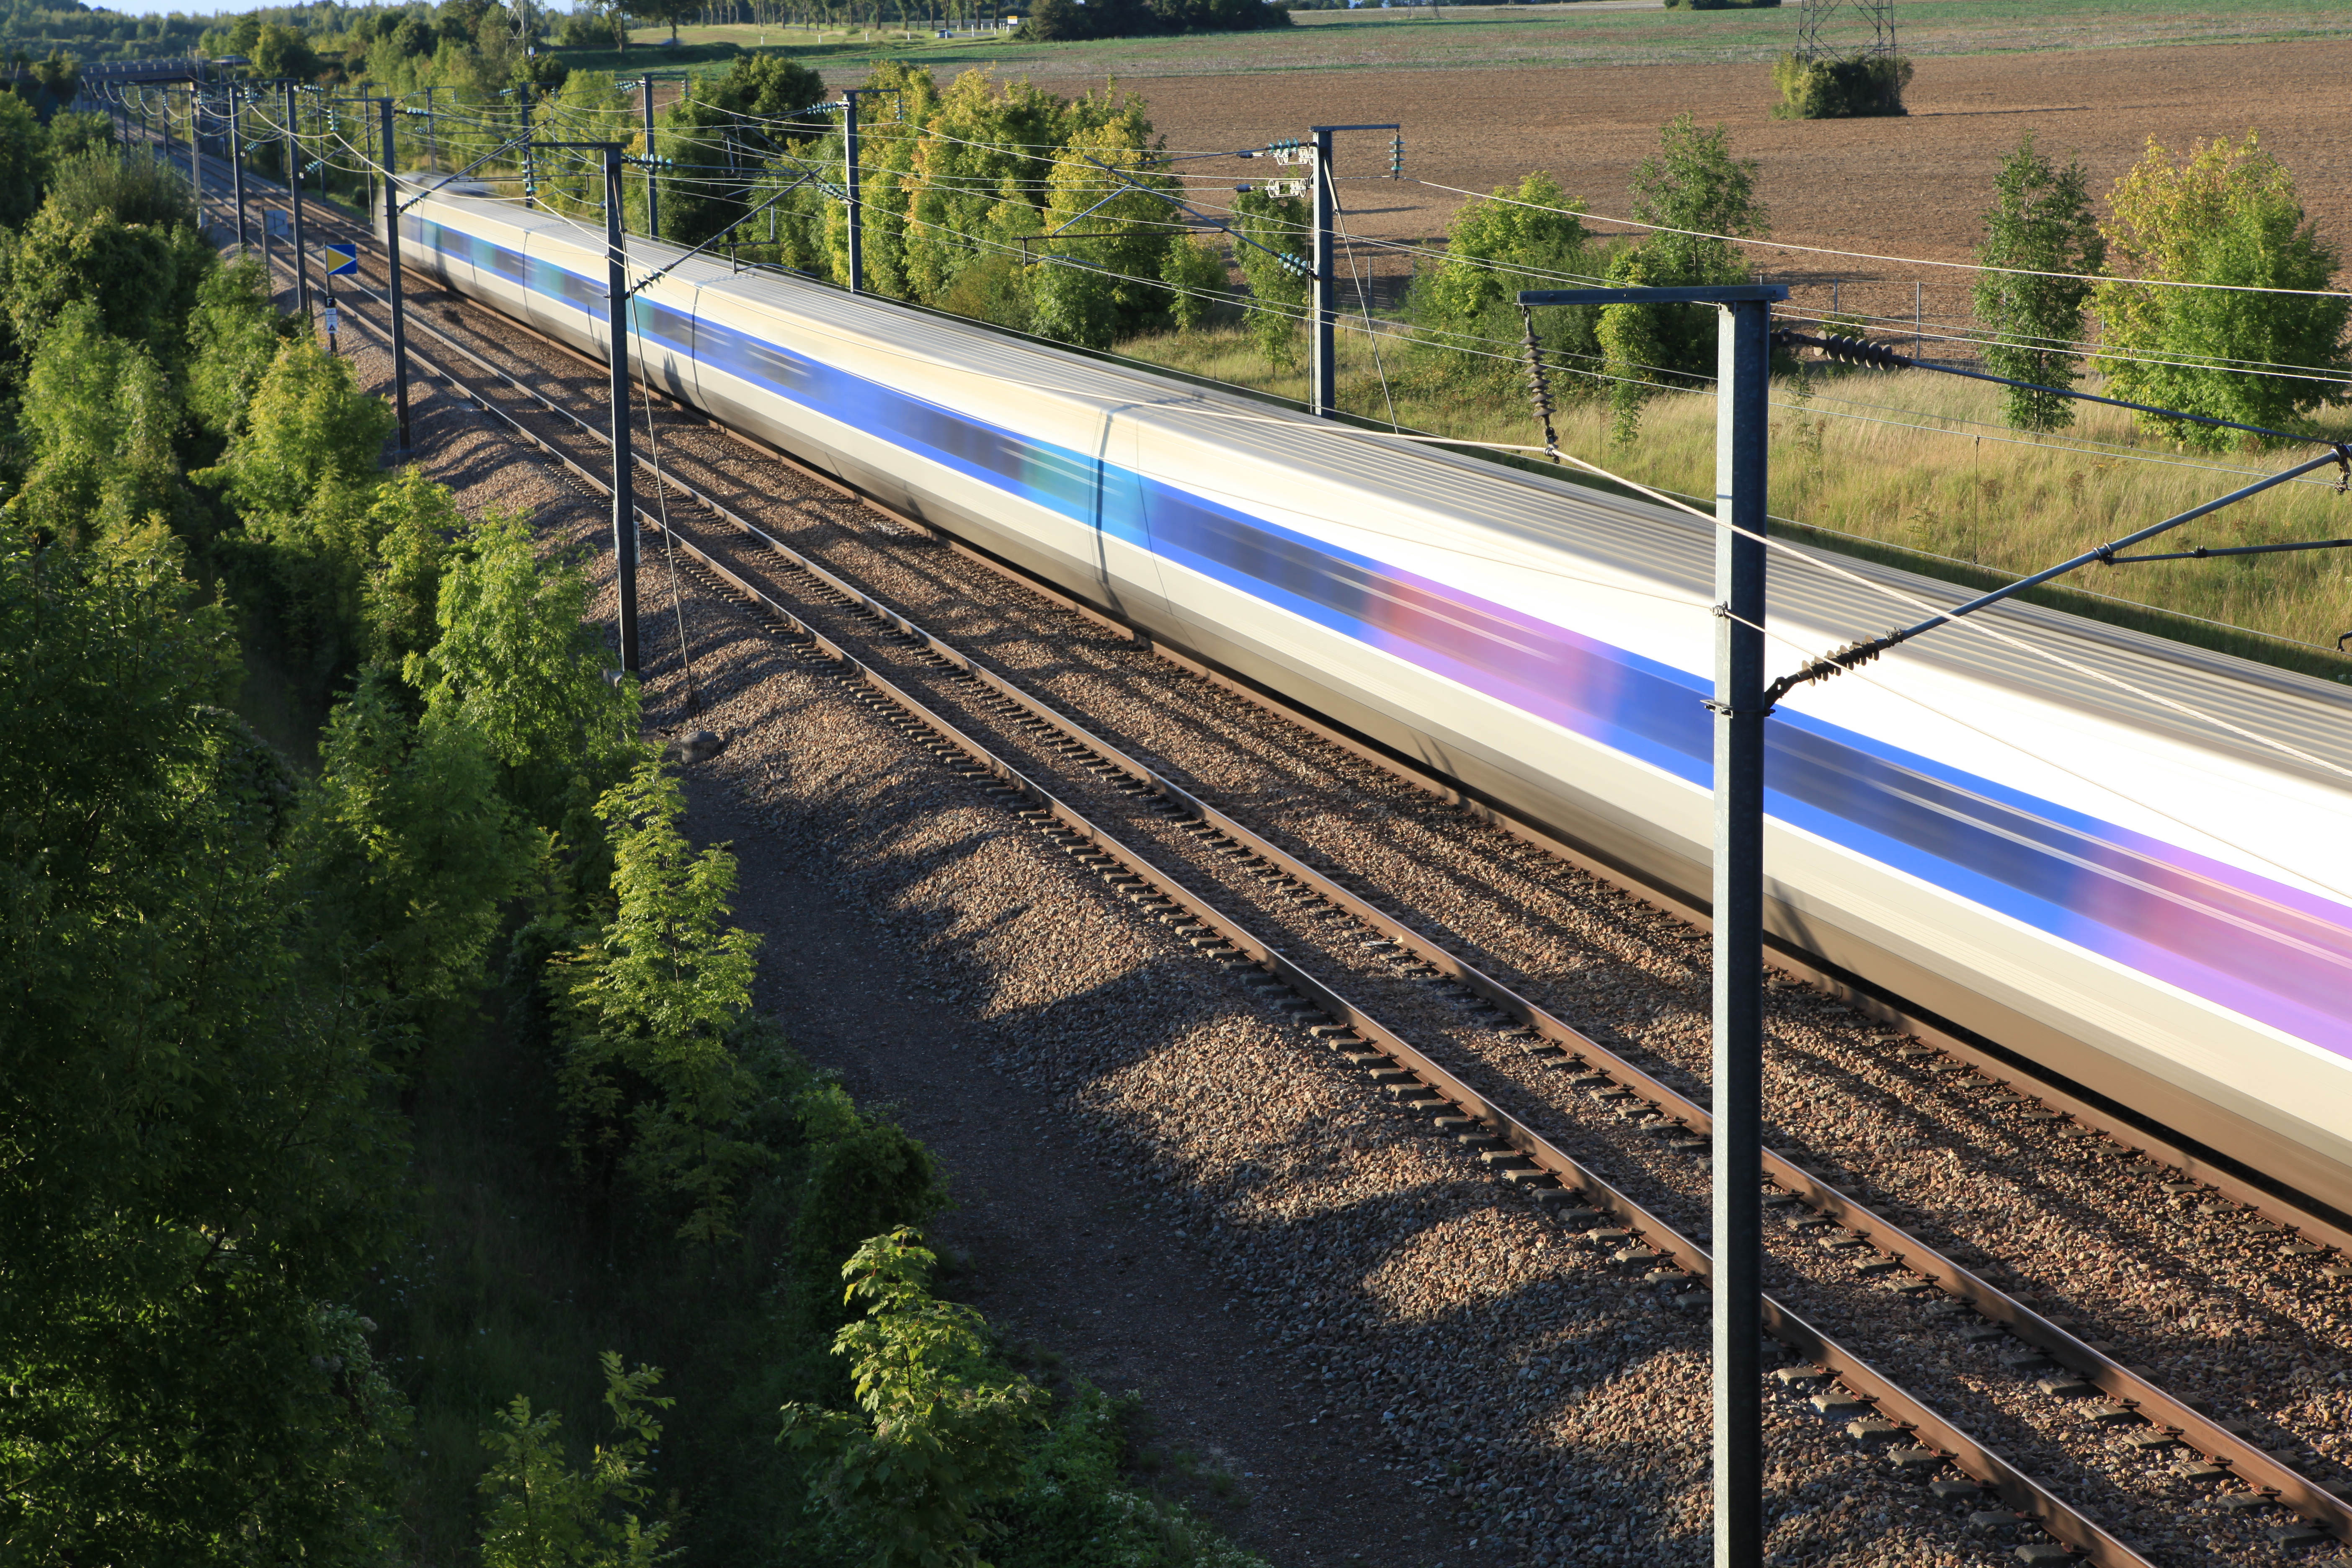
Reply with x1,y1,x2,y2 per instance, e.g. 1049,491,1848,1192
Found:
287,668,535,1044
781,1230,1050,1568
1971,134,2105,433
419,506,643,843
2092,132,2352,449
901,70,1067,304
994,1386,1270,1568
1017,0,1291,41
0,197,214,367
1229,186,1308,366
1664,0,1779,8
552,759,774,1243
5,300,188,549
0,523,407,1567
1411,170,1608,387
182,255,294,445
1602,113,1769,436
1161,232,1230,333
44,146,199,231
365,465,465,675
0,89,39,228
1772,52,1913,118
937,252,1038,335
45,108,114,163
477,1354,681,1568
793,1083,946,1314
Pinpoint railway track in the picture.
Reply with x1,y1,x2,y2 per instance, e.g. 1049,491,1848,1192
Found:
184,157,2352,1567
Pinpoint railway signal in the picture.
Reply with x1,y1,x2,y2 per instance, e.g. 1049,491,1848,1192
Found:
1518,280,1787,1568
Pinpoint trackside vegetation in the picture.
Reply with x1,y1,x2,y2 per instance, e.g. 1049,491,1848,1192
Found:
0,131,1268,1567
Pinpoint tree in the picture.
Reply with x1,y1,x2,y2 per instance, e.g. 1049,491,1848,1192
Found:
1161,232,1228,331
1229,186,1308,366
286,668,535,1047
181,255,291,446
2093,133,2352,450
0,524,408,1567
0,199,214,369
477,1354,680,1568
1605,115,1769,436
551,759,772,1242
252,21,322,81
779,1230,1048,1568
419,507,643,842
5,301,189,550
1972,134,2105,433
0,90,41,227
1411,170,1608,384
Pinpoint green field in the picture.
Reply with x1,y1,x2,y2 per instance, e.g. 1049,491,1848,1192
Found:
575,0,2349,81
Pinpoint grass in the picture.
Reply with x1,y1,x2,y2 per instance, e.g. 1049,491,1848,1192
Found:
1114,317,2352,680
596,0,2351,81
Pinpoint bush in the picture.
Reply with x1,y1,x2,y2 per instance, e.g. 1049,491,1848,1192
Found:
2092,132,2352,449
1230,187,1309,366
1666,0,1779,8
1972,134,2104,433
937,252,1037,335
1161,233,1230,332
1016,0,1289,41
1772,52,1912,119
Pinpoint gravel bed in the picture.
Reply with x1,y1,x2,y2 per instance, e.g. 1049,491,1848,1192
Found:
320,265,2352,1567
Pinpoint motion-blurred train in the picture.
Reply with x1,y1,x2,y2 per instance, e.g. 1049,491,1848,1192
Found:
385,184,2352,1215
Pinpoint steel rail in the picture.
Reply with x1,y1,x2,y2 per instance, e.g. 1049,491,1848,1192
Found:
305,276,2167,1568
241,173,2347,1546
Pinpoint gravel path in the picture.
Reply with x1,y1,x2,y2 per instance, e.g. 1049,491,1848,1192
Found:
305,244,2352,1568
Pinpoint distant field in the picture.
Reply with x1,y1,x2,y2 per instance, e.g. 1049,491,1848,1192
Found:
597,0,2351,80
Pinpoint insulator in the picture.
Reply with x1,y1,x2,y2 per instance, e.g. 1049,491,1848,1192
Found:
1519,303,1560,461
1388,132,1404,179
1821,332,1903,369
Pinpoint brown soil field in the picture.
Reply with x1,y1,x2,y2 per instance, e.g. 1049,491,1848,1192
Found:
1059,39,2352,326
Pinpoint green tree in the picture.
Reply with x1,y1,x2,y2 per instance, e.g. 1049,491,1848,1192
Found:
1031,94,1172,346
182,255,291,445
5,301,189,549
2093,132,2352,449
1161,231,1229,332
419,507,642,841
287,668,536,1047
1604,114,1769,437
901,69,1065,304
780,1230,1049,1568
365,466,465,675
0,90,43,227
1410,170,1608,385
0,199,214,366
1230,186,1308,366
0,523,407,1567
552,759,773,1242
44,109,117,163
477,1354,680,1568
253,21,323,80
1971,135,2105,433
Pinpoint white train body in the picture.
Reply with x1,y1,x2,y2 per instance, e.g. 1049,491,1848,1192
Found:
389,189,2352,1212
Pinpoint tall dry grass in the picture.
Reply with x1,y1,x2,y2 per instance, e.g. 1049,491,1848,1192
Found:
1115,322,2352,674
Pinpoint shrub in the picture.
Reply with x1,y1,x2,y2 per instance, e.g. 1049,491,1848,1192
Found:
1230,187,1310,366
1666,0,1779,8
1972,134,2105,433
477,1354,677,1568
780,1230,1049,1568
1411,170,1610,387
1162,233,1231,332
792,1084,945,1303
2092,133,2352,449
937,253,1037,335
1772,52,1913,119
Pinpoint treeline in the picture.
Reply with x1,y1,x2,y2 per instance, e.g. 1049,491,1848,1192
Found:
1,130,1266,1568
1013,0,1290,44
0,0,211,62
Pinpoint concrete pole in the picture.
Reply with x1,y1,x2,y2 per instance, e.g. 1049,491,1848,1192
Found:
230,87,247,253
1710,295,1772,1568
381,97,411,455
286,82,309,317
604,144,639,673
843,90,863,291
641,75,658,237
1309,126,1334,418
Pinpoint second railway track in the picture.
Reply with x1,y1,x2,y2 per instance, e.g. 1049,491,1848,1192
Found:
204,163,2352,1567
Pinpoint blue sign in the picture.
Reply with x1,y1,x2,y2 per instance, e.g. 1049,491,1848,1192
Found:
264,208,290,237
324,242,358,276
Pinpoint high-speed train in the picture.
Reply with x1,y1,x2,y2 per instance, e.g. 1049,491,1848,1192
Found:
386,185,2352,1215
